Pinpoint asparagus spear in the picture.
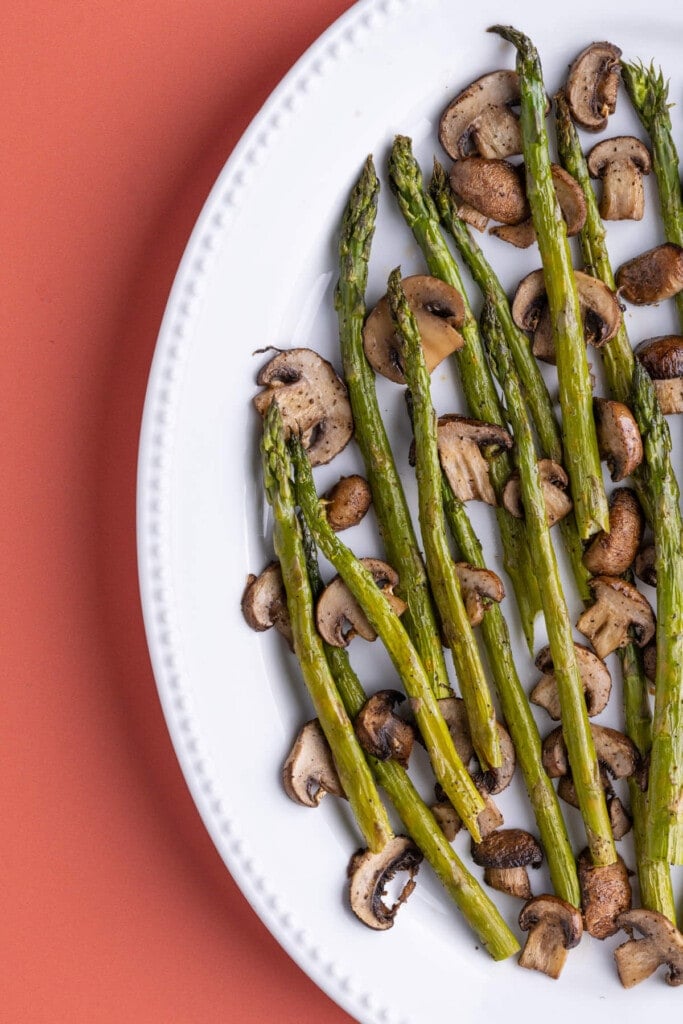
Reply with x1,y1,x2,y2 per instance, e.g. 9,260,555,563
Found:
630,362,683,867
335,157,450,698
489,25,609,539
440,477,581,906
288,426,488,841
483,304,617,867
622,61,683,330
260,402,393,853
388,136,541,648
300,516,520,961
429,160,589,600
387,267,501,771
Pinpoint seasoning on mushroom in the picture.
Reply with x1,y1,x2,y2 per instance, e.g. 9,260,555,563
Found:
491,165,587,248
635,335,683,414
542,724,639,787
448,157,528,228
531,643,612,720
587,137,651,220
517,895,583,978
439,70,523,161
315,558,407,647
582,488,644,576
566,41,622,131
363,275,465,384
354,690,415,768
347,836,423,930
436,414,514,506
322,475,372,531
282,719,346,807
616,243,683,305
471,829,543,899
242,561,293,649
454,562,505,626
577,849,632,939
593,397,644,481
614,909,683,987
576,575,656,659
502,459,573,527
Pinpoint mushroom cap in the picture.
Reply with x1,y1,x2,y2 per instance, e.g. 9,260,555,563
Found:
588,136,651,177
519,894,583,947
436,696,515,796
449,158,529,225
512,269,621,363
635,334,683,379
582,487,644,576
615,909,683,988
254,348,353,466
363,275,465,384
453,561,505,627
491,164,587,247
471,828,543,869
439,70,522,161
501,459,573,527
635,542,656,588
617,244,683,305
241,561,293,649
578,848,632,939
542,724,639,781
315,558,407,647
437,413,513,506
347,835,422,930
354,689,415,768
531,642,612,720
566,41,622,131
576,575,656,658
322,475,372,531
282,719,345,807
593,396,644,481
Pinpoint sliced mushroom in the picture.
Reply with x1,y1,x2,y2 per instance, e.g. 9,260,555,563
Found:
430,800,462,841
437,697,516,796
616,244,683,305
609,797,633,841
587,137,651,220
566,42,622,131
531,643,612,720
242,562,293,649
578,849,632,939
347,836,422,930
322,475,372,531
593,397,644,481
491,165,587,248
355,690,415,768
501,459,572,527
316,559,407,647
512,269,622,363
454,562,505,626
576,575,656,659
363,275,465,384
643,639,657,690
556,773,632,840
635,336,683,414
518,895,583,979
635,542,656,587
437,414,513,506
253,348,353,466
283,719,345,807
439,70,523,161
471,829,543,899
449,194,489,232
582,488,644,575
542,724,639,783
449,158,529,226
614,909,683,987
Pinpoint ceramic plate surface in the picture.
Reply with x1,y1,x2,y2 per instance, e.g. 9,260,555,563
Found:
137,1,683,1021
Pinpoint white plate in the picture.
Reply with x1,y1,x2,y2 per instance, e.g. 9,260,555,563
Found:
137,2,683,1022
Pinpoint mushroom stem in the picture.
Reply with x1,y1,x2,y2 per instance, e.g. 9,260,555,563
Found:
389,268,502,772
388,136,544,646
518,918,572,979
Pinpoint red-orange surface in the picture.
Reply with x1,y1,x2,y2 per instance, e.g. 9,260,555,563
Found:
3,2,357,1021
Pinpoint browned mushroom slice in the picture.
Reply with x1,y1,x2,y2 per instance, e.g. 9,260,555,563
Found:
576,575,656,659
363,275,465,384
254,348,353,466
437,414,513,506
578,848,632,939
449,195,489,232
502,459,572,527
315,558,407,647
635,542,656,587
566,42,622,131
614,909,683,987
491,165,587,248
587,137,651,220
635,335,683,414
518,895,583,978
347,836,422,930
543,724,639,783
609,797,633,841
449,158,529,225
430,800,462,841
471,829,543,899
437,697,515,797
242,562,293,649
643,640,657,691
282,719,345,807
512,269,621,363
617,244,683,305
439,70,523,161
322,475,372,531
531,643,612,720
453,562,505,626
593,397,644,481
354,690,415,768
557,772,632,840
582,488,644,575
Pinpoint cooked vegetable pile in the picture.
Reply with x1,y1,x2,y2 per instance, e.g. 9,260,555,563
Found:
242,27,683,985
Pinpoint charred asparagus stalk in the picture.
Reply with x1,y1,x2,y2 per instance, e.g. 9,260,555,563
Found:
489,25,609,539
